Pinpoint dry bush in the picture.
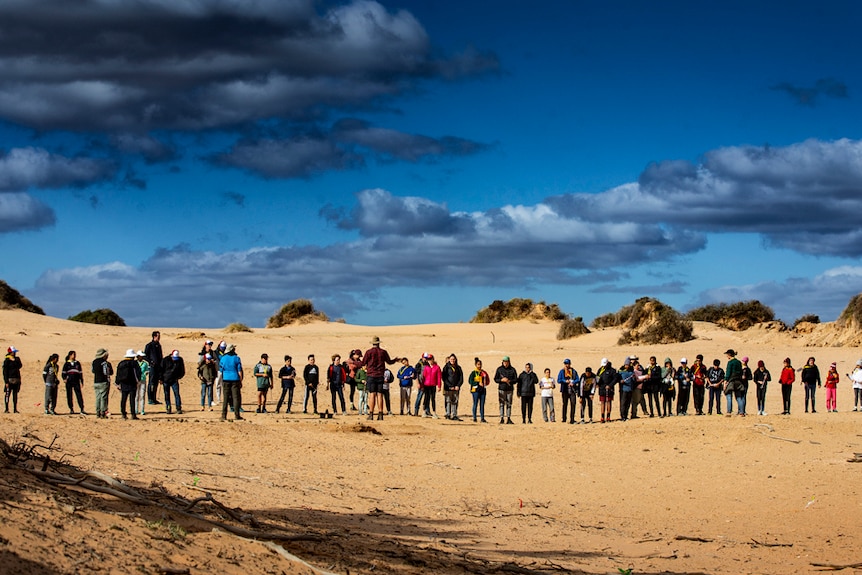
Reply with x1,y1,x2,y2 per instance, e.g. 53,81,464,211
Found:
266,299,328,328
471,298,566,323
0,280,45,315
837,293,862,328
791,314,820,330
685,300,775,331
590,302,636,328
597,297,693,345
556,317,590,340
224,322,252,333
68,308,126,326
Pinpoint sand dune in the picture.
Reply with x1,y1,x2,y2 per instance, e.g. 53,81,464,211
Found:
2,309,861,574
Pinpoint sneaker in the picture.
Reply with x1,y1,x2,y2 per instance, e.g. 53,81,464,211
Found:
176,409,183,414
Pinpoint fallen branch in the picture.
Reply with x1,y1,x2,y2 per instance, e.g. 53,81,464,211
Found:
755,431,802,444
750,538,792,548
811,562,862,571
675,535,713,543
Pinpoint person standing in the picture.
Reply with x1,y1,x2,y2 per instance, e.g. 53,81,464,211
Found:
326,354,347,414
825,362,839,412
135,351,149,416
42,353,60,415
707,359,725,415
630,357,646,419
62,350,86,414
413,354,429,416
442,354,464,421
725,349,745,416
3,346,22,414
254,353,273,413
556,359,578,424
618,358,635,422
302,354,320,414
92,348,113,419
597,358,617,423
800,357,822,413
144,331,163,405
578,367,596,424
346,349,363,411
660,358,675,417
539,368,555,422
675,358,692,415
161,350,186,414
848,360,862,411
753,360,771,415
469,357,490,423
421,354,442,418
517,362,538,424
690,355,707,416
213,340,227,406
116,349,142,419
361,336,401,421
219,344,244,421
275,355,296,414
396,357,415,416
494,356,517,424
197,352,217,411
646,356,662,417
779,357,795,415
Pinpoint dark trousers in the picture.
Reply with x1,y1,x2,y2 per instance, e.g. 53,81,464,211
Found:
221,380,242,419
756,383,768,413
120,387,137,417
619,390,632,420
383,388,391,412
147,370,160,403
44,384,58,413
631,388,643,418
661,390,674,416
276,386,294,412
647,387,660,416
347,382,357,406
330,386,346,413
520,396,534,422
708,386,723,413
66,382,85,412
804,384,817,411
580,396,593,420
782,384,793,413
423,386,437,414
163,381,181,411
693,385,705,414
677,385,691,414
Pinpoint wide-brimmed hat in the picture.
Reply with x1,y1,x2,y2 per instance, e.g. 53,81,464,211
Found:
95,348,109,359
226,344,236,353
370,336,380,344
124,349,136,358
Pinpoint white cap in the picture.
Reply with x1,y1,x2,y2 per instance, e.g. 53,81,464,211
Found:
600,358,608,366
680,357,687,364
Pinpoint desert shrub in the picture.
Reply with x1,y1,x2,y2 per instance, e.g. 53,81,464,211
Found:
68,308,126,326
837,293,862,328
618,306,693,345
471,298,566,323
685,300,775,331
267,299,328,328
556,316,590,340
590,301,637,328
0,280,45,314
224,322,252,333
791,314,820,329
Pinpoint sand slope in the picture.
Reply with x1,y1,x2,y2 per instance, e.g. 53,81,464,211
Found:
1,309,861,575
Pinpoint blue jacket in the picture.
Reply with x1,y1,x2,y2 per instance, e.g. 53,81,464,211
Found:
557,367,579,395
219,353,243,382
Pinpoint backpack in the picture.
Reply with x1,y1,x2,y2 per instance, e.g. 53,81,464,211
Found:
383,369,394,384
116,359,135,385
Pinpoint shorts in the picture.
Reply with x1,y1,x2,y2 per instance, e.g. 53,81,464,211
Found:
599,394,613,402
366,376,384,394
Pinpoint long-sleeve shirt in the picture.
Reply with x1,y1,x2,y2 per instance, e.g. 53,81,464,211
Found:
422,363,442,389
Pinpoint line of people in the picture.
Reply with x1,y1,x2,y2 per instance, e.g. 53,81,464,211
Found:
5,340,862,421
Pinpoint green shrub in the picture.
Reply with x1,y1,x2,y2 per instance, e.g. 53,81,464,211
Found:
556,317,590,340
68,308,126,326
0,280,45,314
267,299,328,328
685,300,775,330
792,314,820,329
471,298,566,323
837,293,862,328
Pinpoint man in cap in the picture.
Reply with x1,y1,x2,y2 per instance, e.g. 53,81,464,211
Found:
361,336,401,421
219,344,244,421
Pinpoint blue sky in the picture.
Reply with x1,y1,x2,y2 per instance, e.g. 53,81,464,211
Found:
2,0,861,328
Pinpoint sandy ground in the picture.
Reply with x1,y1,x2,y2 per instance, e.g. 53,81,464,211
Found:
1,309,862,575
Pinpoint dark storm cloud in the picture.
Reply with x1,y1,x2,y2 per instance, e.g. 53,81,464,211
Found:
0,0,499,131
215,119,491,178
0,147,115,192
110,133,178,164
0,193,56,233
547,138,862,256
770,77,848,107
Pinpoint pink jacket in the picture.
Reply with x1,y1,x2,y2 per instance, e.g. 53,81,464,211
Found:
423,363,442,390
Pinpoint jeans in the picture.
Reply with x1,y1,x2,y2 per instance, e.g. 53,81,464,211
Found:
276,386,294,412
735,388,747,415
120,386,137,417
163,381,182,412
804,383,817,411
472,387,486,420
358,389,369,414
708,386,723,413
560,391,571,422
413,387,425,415
201,382,214,407
498,389,513,420
855,388,862,408
692,385,705,414
619,389,632,420
677,385,691,414
541,396,555,422
135,380,146,414
781,384,792,413
519,395,534,422
580,396,593,420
